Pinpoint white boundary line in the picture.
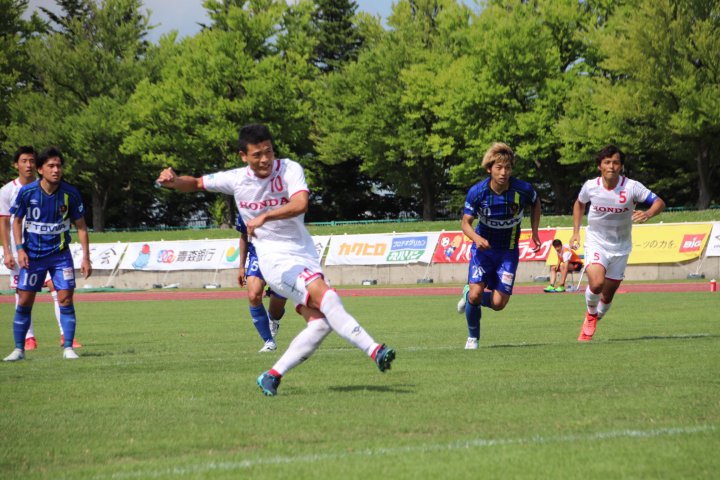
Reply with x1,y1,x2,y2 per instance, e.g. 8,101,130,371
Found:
101,425,716,479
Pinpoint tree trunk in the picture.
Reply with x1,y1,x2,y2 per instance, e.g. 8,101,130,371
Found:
696,142,711,210
91,187,108,232
420,166,436,221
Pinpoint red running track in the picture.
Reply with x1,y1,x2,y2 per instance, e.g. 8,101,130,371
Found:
0,282,713,303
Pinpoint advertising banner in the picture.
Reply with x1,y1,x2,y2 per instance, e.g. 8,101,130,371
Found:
545,224,713,265
704,223,720,257
0,242,126,275
120,239,239,271
70,242,127,271
432,229,557,264
120,236,334,271
628,223,712,264
325,232,440,266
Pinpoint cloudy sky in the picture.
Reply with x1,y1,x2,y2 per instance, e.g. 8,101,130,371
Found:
26,0,393,42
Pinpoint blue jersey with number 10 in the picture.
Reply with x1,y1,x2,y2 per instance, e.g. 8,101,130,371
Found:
10,180,85,259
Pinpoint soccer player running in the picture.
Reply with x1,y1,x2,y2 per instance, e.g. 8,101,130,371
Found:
3,147,91,362
569,145,665,342
461,142,541,349
156,123,395,396
236,214,287,352
0,146,82,350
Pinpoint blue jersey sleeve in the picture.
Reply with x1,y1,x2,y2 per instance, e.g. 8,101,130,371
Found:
235,215,247,234
68,188,85,221
10,188,28,218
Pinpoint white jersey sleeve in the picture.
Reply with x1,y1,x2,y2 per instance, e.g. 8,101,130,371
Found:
202,169,242,196
0,180,17,216
283,160,310,198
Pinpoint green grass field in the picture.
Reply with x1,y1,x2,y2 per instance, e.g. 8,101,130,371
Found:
1,291,718,479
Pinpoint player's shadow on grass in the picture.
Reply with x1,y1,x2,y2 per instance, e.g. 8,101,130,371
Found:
329,384,415,394
609,333,714,343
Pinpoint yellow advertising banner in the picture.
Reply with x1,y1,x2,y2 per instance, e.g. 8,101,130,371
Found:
546,224,712,265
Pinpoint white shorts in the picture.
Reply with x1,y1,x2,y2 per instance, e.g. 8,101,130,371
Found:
257,253,324,307
584,247,629,281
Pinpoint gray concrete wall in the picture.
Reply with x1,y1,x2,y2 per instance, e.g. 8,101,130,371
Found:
78,256,720,290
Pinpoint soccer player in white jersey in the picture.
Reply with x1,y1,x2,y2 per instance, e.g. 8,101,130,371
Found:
569,145,665,342
0,146,81,351
156,124,395,396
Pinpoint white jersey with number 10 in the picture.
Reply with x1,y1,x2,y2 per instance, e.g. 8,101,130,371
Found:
202,158,316,260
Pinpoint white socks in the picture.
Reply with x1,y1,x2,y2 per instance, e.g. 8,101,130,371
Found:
272,319,332,375
597,300,611,320
585,286,600,315
52,291,63,334
319,290,378,356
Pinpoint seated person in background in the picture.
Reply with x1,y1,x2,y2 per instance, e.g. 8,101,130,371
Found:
544,239,584,293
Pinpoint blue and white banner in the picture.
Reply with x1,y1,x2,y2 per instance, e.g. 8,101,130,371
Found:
325,232,441,266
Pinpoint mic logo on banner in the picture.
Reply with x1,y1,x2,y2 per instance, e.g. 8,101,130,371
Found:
678,234,705,253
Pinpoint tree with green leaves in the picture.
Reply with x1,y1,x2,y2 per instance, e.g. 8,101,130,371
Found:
558,0,720,208
314,0,472,220
3,0,153,231
123,0,317,226
0,0,44,172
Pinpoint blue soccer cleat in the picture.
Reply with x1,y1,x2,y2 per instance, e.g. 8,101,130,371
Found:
257,371,281,396
374,344,396,372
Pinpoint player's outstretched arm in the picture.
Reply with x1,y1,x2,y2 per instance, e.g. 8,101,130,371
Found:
632,197,666,224
156,167,203,192
570,199,585,249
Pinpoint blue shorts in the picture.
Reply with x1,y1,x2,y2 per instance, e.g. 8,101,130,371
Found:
247,251,286,300
246,250,264,281
17,249,76,292
467,247,520,296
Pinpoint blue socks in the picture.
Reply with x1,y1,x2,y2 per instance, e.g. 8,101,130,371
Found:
59,305,76,348
465,301,481,339
249,304,272,342
13,305,32,349
481,291,493,308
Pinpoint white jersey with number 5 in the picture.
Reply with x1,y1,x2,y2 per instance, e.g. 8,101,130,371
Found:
578,176,655,255
201,158,316,260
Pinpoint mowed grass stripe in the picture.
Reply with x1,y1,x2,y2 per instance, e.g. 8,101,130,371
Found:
1,292,718,479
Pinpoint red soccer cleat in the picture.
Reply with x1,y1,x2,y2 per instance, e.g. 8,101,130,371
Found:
578,312,598,342
60,336,83,348
24,337,38,350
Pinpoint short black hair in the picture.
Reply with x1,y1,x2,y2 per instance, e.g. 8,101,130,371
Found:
552,239,562,248
37,146,65,168
596,144,624,166
13,146,36,164
238,124,273,153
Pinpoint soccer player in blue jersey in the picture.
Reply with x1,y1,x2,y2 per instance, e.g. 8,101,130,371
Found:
236,214,287,352
3,147,91,362
461,142,541,349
